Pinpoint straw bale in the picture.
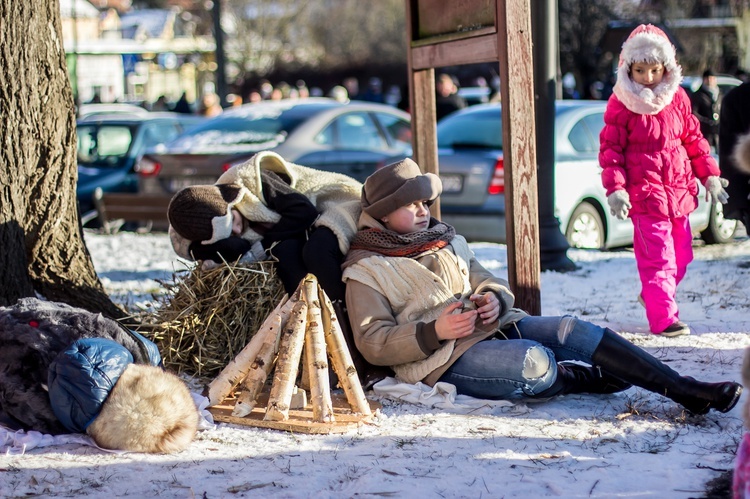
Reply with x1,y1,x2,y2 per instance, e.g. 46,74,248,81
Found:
141,260,285,377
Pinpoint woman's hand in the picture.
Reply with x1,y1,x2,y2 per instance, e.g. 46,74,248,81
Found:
470,292,500,325
435,302,478,340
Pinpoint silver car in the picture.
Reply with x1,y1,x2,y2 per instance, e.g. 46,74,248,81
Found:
136,98,413,194
436,101,737,248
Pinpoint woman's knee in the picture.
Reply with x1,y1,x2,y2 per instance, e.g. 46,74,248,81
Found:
522,344,554,380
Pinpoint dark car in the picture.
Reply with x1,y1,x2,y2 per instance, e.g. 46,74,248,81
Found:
76,112,204,224
436,101,736,247
135,98,413,195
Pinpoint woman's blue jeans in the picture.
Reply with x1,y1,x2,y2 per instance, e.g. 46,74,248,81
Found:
438,316,605,400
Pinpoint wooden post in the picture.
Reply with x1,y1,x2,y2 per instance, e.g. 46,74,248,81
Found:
496,0,541,314
405,0,542,314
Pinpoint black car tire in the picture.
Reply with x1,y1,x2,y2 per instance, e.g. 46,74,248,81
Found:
701,201,737,244
565,202,605,250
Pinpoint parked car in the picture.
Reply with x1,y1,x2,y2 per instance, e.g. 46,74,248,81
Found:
457,86,492,106
135,98,412,196
77,103,150,119
680,75,742,97
77,112,204,224
435,101,737,248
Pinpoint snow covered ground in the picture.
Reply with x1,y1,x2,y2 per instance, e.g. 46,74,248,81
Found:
2,230,750,498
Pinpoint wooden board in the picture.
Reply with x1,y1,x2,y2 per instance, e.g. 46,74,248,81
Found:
209,392,381,435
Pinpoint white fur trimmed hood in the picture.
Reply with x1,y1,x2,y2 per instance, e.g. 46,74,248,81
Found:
613,24,682,115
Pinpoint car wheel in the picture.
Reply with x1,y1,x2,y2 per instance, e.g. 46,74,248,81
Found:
565,202,605,250
701,201,737,244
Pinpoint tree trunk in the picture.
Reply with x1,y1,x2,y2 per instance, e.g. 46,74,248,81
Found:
0,0,125,318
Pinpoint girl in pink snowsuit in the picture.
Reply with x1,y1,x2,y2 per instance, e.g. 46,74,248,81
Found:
599,24,730,337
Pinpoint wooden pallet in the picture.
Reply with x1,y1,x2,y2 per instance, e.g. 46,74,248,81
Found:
209,391,380,434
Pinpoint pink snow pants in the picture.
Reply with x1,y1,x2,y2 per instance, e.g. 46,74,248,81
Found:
631,214,693,333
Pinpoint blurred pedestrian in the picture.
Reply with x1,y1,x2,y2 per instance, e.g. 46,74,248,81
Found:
718,80,750,230
435,73,466,121
246,89,262,103
151,95,169,111
227,94,243,108
172,92,193,114
343,77,360,101
296,80,310,99
690,69,722,151
329,85,349,103
360,77,385,103
198,93,223,117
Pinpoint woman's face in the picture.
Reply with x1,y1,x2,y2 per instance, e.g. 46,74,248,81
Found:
630,62,665,88
231,209,244,235
382,200,431,234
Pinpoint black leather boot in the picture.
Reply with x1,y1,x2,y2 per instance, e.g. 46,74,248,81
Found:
591,329,742,415
533,362,632,398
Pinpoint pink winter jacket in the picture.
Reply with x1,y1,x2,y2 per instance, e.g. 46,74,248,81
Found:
599,87,720,219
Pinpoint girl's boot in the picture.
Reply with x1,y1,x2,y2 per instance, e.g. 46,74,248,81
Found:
591,329,742,414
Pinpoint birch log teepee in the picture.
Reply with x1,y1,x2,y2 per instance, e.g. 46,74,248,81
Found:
264,299,308,421
320,291,372,416
205,291,297,406
303,275,335,423
207,273,375,429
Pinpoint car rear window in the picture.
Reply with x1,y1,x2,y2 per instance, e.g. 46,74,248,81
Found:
437,111,502,149
168,108,309,152
77,125,133,167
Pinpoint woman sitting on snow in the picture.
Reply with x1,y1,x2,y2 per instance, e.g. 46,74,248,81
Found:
341,158,742,415
0,298,198,453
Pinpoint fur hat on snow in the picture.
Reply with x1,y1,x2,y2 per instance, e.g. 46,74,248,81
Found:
86,364,198,453
361,158,442,220
168,184,243,244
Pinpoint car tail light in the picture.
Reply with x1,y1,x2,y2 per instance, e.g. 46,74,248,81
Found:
135,157,161,177
222,162,233,172
488,157,504,195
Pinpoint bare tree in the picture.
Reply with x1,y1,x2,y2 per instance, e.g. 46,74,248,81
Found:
224,0,317,78
0,0,125,318
306,0,406,70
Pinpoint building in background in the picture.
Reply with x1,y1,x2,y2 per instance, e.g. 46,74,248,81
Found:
59,0,216,108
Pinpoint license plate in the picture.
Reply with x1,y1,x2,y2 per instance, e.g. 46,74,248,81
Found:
166,176,217,192
440,174,463,193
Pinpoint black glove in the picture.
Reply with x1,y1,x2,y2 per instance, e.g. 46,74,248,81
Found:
189,236,253,264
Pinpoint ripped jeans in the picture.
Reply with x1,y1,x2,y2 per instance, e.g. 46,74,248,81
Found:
438,316,604,400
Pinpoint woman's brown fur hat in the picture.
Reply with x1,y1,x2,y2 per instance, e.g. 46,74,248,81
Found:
361,158,442,219
86,364,198,453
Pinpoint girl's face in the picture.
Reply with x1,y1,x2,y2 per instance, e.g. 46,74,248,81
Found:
231,209,244,235
630,62,665,88
382,200,431,234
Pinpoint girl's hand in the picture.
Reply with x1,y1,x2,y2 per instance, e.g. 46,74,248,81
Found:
435,302,477,340
470,292,500,325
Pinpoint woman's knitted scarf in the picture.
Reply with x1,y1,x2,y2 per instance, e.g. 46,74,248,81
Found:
348,218,455,259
